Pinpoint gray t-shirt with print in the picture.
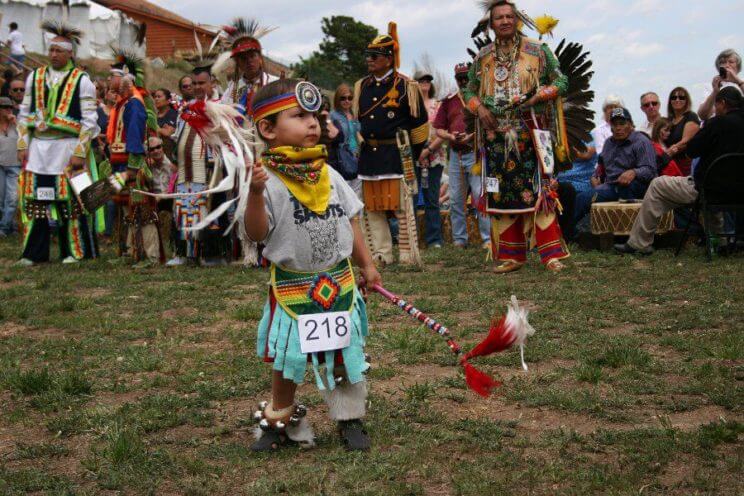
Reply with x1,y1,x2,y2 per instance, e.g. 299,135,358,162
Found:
259,166,363,272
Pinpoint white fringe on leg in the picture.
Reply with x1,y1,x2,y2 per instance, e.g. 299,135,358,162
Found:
322,380,368,421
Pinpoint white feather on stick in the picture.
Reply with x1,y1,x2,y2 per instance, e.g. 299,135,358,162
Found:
504,295,536,372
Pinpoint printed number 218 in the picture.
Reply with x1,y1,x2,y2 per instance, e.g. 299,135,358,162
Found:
305,316,349,340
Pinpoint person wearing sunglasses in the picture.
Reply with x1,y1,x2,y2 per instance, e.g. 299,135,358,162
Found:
8,78,25,115
178,76,194,105
329,83,362,197
354,23,429,267
665,87,700,176
0,97,20,237
639,92,661,137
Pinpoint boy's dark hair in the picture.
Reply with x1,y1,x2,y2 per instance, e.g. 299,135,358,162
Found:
253,78,302,138
10,22,18,31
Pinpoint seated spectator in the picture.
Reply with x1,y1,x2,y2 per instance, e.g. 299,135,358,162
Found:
8,77,25,116
592,94,625,155
616,87,744,255
649,118,683,177
555,142,596,240
557,140,597,194
574,108,657,224
665,87,700,176
698,49,744,120
639,92,662,137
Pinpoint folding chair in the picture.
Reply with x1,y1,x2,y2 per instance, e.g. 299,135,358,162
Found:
676,153,744,260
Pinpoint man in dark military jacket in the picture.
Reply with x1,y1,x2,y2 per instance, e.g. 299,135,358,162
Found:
352,23,429,266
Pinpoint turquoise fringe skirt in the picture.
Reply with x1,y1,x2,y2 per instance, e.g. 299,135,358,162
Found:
256,289,369,390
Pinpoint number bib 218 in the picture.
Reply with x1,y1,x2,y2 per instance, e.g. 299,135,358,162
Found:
298,311,352,354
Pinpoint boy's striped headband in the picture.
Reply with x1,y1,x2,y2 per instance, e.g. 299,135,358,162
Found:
252,81,322,123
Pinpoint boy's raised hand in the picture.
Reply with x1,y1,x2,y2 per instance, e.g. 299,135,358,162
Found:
250,160,269,194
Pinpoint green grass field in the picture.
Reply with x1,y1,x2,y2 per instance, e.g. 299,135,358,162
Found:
0,236,741,495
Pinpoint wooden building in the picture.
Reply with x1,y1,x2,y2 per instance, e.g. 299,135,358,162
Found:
92,0,217,59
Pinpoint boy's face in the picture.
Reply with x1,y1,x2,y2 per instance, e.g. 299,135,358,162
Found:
260,106,320,148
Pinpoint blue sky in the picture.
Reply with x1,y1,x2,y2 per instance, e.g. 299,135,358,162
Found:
160,0,743,126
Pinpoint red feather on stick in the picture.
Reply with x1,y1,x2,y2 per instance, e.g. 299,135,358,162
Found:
372,285,535,397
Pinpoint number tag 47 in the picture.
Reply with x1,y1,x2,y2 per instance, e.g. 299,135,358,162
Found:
298,311,352,354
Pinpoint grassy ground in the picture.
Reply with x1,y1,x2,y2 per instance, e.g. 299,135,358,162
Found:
0,235,741,495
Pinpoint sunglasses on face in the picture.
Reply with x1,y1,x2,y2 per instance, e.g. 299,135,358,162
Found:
671,95,687,101
365,51,385,60
642,101,659,108
181,85,192,90
339,96,353,102
11,88,25,93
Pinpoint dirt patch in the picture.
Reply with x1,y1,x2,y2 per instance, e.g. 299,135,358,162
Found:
73,287,111,298
162,307,198,319
0,323,66,339
0,322,31,338
663,405,736,430
0,279,26,290
597,323,638,336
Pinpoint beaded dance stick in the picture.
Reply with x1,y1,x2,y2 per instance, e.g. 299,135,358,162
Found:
372,285,535,397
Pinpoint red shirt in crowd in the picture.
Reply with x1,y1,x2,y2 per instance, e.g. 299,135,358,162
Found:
433,92,471,152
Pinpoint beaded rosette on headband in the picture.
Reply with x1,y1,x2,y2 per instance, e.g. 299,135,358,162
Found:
251,81,322,123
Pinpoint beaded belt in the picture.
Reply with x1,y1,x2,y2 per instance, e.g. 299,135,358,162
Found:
270,259,356,319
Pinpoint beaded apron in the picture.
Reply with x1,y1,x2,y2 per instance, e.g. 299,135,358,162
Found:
270,259,356,319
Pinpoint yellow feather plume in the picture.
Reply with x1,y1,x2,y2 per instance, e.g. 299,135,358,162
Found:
534,15,559,38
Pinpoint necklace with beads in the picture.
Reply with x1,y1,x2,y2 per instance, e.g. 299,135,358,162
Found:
493,35,520,83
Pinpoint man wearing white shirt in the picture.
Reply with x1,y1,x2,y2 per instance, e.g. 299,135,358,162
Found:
6,23,25,69
15,21,99,265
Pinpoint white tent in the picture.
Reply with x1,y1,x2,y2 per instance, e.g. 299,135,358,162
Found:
1,0,144,59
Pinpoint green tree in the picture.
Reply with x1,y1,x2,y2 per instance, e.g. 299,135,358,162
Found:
292,16,378,90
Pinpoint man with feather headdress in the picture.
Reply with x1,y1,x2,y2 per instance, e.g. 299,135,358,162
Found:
218,18,278,116
167,55,231,267
464,1,572,274
15,20,100,266
213,18,277,266
106,48,164,265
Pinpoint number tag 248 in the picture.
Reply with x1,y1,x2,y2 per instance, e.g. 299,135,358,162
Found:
298,311,352,354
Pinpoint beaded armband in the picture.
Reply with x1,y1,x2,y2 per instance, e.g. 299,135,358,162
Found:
467,97,481,113
17,125,29,151
73,129,94,159
537,86,559,103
